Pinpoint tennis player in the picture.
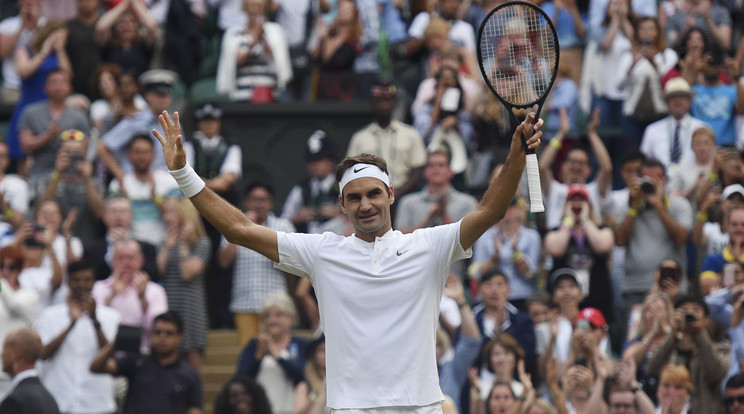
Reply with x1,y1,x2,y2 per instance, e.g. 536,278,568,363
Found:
153,110,542,414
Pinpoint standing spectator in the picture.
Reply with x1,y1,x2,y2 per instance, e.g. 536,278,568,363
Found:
99,69,177,180
281,130,340,234
7,21,72,163
0,245,38,396
293,335,326,414
216,0,292,102
83,196,160,282
90,311,204,414
544,184,616,327
539,108,613,230
664,0,732,52
91,239,168,350
38,129,105,249
347,81,427,199
218,182,295,346
270,0,317,100
157,198,211,371
0,328,60,414
34,260,120,414
312,0,362,101
65,0,103,98
395,150,477,277
540,0,586,86
693,183,744,258
689,51,744,147
95,0,157,78
647,295,728,414
615,158,693,312
18,69,90,200
236,292,307,414
17,222,63,312
107,133,181,246
0,0,45,105
405,0,475,59
471,198,540,307
40,0,77,21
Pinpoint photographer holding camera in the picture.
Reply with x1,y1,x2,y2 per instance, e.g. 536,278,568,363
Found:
646,294,729,414
615,158,693,316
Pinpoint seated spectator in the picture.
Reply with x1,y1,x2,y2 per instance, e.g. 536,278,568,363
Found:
640,77,709,170
539,108,612,230
725,373,744,414
90,311,203,414
622,292,674,401
412,65,474,174
98,69,176,181
404,0,475,61
470,268,537,374
700,207,744,295
216,0,292,102
312,0,361,101
619,17,678,133
668,126,716,203
436,275,481,412
0,141,29,236
0,0,46,106
694,183,744,257
545,183,615,324
7,20,72,163
83,196,161,282
214,376,273,414
646,295,728,413
218,183,295,347
474,333,525,400
108,133,181,245
38,129,105,249
655,364,693,414
157,198,211,371
664,0,731,52
293,335,326,414
236,292,307,414
91,238,168,350
470,189,540,293
0,328,61,414
95,0,157,78
17,222,62,312
34,260,120,414
0,245,39,396
281,130,340,234
18,69,90,200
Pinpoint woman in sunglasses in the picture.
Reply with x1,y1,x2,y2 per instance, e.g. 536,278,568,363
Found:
0,245,39,396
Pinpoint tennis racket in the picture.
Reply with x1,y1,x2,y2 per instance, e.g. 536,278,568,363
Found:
477,0,559,214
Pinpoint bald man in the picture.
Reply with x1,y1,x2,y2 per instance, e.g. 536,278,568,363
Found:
0,328,60,413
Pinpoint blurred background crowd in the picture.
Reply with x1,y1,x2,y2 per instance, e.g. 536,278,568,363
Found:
3,0,744,413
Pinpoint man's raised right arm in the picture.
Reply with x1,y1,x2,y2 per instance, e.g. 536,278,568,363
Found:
153,111,279,262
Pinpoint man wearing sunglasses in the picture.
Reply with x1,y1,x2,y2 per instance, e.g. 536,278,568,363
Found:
90,311,203,414
726,373,744,414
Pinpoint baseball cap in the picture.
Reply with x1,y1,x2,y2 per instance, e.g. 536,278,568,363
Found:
575,307,607,330
194,103,223,120
566,184,589,200
723,184,744,201
549,268,583,292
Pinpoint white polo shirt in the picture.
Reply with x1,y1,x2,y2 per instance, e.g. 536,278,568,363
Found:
276,222,471,409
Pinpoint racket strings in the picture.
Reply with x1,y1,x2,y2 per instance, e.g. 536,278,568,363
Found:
480,5,557,107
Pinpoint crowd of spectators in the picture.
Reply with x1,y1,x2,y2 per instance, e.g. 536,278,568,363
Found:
3,0,744,413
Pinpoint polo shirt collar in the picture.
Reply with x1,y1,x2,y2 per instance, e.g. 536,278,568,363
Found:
350,228,395,245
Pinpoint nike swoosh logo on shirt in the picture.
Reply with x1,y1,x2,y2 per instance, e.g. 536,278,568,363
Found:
396,249,409,256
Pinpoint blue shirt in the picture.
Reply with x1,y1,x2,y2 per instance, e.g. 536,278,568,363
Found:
691,83,739,146
539,2,586,49
102,110,168,173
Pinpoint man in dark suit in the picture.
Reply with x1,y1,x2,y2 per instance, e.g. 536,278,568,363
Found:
0,328,60,414
83,196,161,282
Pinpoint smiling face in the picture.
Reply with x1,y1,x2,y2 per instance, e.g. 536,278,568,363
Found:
490,344,516,377
262,306,293,337
339,177,394,242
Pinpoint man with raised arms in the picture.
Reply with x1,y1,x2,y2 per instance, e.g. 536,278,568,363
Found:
152,111,542,414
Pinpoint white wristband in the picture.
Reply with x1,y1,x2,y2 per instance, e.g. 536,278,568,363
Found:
170,164,205,198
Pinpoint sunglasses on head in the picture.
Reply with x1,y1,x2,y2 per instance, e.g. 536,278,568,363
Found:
725,396,744,405
60,129,85,141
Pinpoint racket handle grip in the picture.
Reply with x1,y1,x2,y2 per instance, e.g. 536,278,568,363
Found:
525,153,544,213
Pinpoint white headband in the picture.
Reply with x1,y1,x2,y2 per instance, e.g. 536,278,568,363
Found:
339,163,390,194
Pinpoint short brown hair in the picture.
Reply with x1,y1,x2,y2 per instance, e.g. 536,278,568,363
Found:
659,364,693,394
481,333,525,373
335,153,390,194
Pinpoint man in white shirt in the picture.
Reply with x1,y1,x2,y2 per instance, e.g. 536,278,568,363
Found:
640,78,709,169
34,261,119,414
153,109,542,413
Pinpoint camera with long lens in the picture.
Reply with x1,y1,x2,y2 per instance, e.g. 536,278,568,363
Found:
638,177,655,194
